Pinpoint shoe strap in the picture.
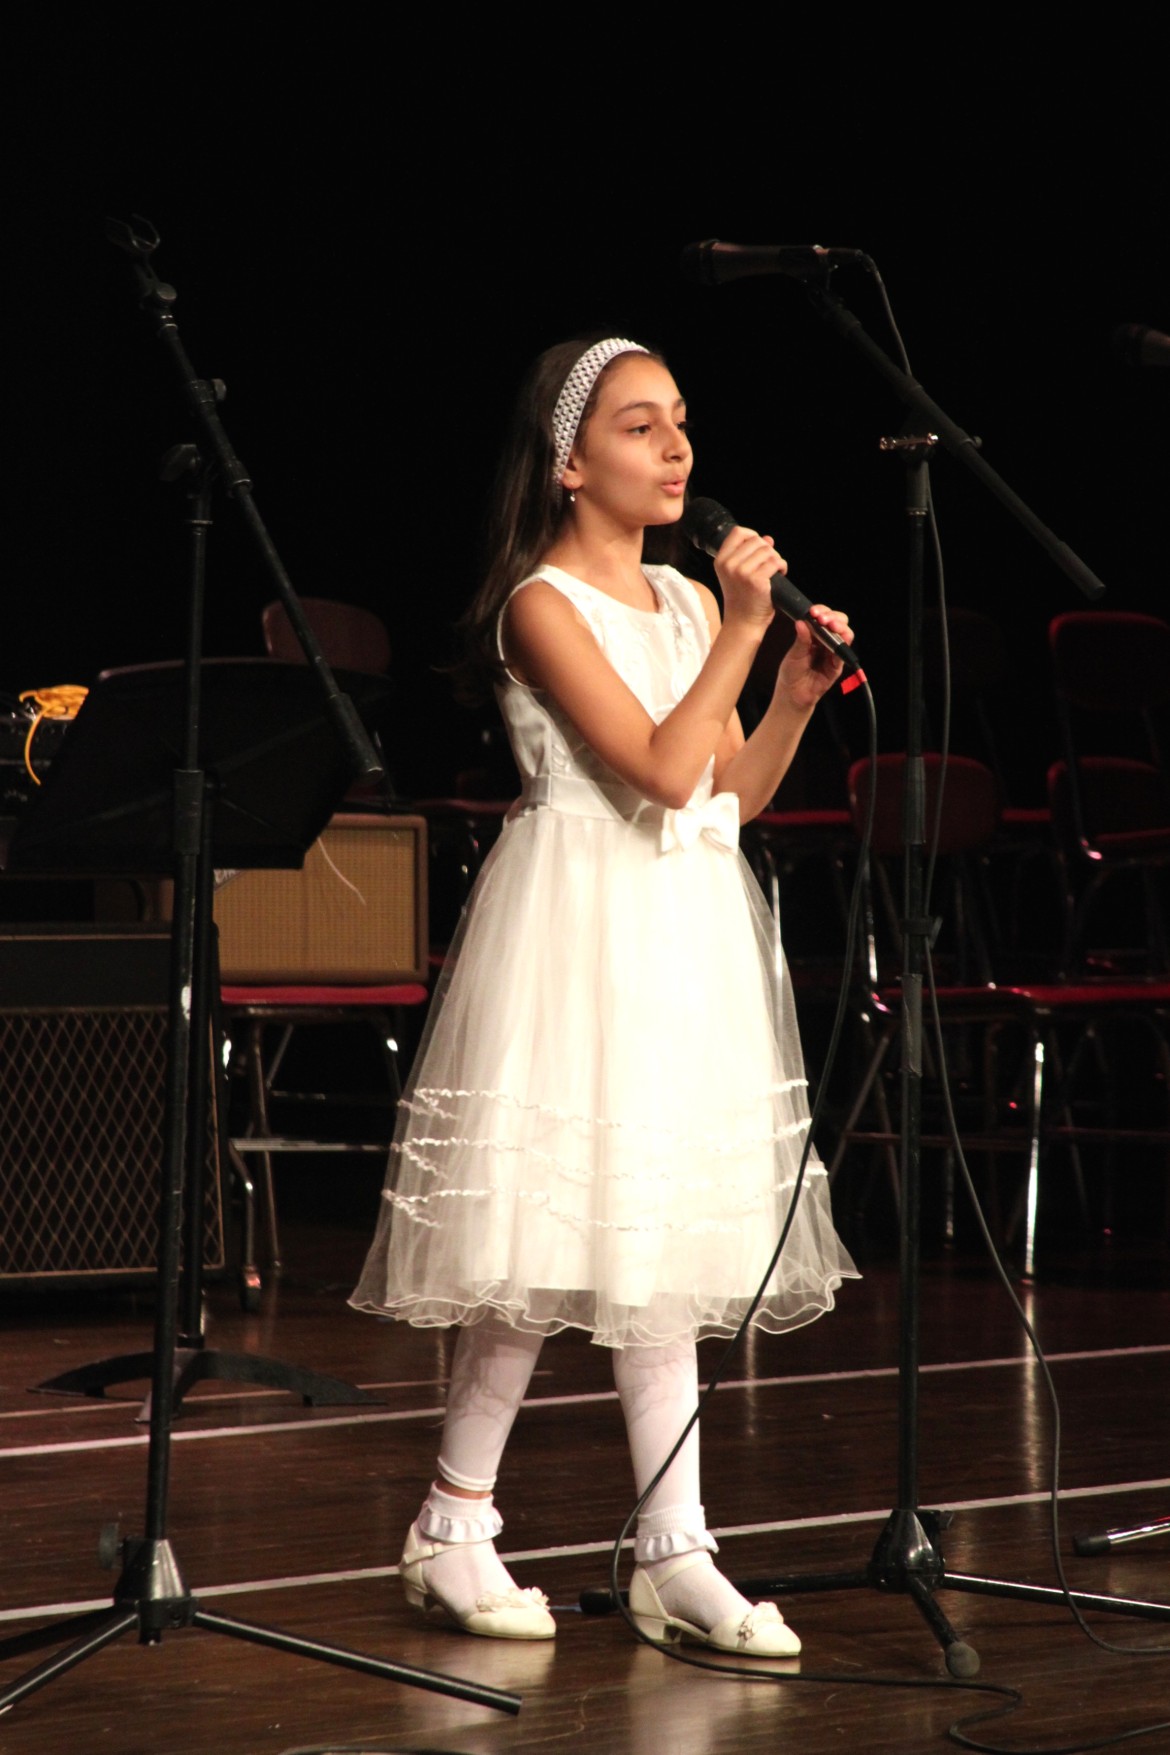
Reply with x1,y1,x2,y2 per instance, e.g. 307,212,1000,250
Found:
641,1548,713,1590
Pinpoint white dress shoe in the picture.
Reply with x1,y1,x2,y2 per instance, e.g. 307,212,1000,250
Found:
399,1522,556,1640
629,1551,800,1656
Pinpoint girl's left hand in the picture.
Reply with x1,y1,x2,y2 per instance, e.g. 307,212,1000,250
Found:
775,606,854,710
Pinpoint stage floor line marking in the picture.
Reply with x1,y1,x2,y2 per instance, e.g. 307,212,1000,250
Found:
2,1342,1168,1461
1,1477,1167,1626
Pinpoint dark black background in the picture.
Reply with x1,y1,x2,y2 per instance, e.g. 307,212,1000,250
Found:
9,15,1167,804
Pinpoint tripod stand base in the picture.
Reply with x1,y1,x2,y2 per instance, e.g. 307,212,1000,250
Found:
34,1345,380,1419
0,1538,520,1717
733,1507,1170,1677
583,1507,1170,1680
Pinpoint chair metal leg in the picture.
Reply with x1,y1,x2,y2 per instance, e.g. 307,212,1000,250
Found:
828,1013,902,1223
1010,1021,1096,1277
264,1023,296,1093
370,1008,405,1103
243,1021,283,1272
227,1144,262,1312
827,1016,898,1182
1141,866,1170,971
1020,1033,1046,1280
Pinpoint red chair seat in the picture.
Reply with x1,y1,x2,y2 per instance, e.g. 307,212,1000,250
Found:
223,983,427,1008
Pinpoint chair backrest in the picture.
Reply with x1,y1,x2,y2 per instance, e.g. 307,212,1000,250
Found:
1050,611,1170,721
1048,611,1170,850
847,753,999,859
846,754,999,986
922,607,1053,813
1048,757,1170,845
262,598,391,677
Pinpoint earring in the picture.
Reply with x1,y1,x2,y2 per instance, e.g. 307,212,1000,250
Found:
569,492,576,504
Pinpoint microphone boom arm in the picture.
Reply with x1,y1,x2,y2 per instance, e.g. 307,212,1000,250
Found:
804,283,1107,602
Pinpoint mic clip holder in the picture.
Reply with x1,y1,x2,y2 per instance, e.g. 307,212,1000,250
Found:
879,431,939,455
106,215,177,316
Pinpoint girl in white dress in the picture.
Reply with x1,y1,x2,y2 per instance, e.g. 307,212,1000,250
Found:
352,335,859,1655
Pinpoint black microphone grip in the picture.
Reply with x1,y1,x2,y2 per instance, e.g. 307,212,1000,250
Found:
681,239,867,284
682,497,862,676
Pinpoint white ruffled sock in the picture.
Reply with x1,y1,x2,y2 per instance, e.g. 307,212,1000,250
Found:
413,1483,526,1615
636,1503,752,1633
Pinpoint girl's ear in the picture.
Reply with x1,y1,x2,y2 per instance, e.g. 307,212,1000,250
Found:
561,449,584,492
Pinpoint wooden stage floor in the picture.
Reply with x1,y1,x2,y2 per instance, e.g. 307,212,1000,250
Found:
1,1203,1167,1755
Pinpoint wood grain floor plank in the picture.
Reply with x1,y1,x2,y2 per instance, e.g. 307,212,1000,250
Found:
2,1220,1166,1754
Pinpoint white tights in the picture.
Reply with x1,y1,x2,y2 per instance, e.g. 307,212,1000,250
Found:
417,1318,754,1632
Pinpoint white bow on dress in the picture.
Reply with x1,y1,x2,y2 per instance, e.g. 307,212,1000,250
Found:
660,791,740,855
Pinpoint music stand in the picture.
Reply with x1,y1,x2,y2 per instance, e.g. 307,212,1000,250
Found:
7,657,389,1412
6,657,393,876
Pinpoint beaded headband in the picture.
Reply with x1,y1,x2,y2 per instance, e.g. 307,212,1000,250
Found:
550,337,649,487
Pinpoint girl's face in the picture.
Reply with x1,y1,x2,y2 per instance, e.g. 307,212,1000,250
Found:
564,355,692,530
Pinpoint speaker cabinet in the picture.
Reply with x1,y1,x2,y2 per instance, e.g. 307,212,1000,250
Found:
211,812,427,983
0,926,226,1287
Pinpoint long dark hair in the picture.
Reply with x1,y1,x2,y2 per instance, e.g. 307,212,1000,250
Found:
451,334,682,704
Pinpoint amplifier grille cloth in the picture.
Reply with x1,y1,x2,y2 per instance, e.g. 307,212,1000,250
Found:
0,1009,225,1281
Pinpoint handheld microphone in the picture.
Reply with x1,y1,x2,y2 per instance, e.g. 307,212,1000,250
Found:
682,496,863,677
681,239,867,286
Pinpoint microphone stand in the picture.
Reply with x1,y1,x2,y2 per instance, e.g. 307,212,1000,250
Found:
0,221,519,1723
731,277,1168,1674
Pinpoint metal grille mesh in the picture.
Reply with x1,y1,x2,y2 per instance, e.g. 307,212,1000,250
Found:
0,1008,225,1280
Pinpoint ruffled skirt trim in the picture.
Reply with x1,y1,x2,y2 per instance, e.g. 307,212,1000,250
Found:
351,809,858,1348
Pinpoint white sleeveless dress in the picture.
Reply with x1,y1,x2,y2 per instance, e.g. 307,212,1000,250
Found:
351,564,858,1347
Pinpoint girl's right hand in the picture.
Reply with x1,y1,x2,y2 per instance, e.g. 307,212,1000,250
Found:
712,525,783,631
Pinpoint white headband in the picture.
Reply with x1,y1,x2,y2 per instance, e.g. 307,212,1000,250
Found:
550,337,649,486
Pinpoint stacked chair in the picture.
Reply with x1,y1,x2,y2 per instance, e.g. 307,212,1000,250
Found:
1046,610,1170,976
826,610,1170,1276
922,606,1059,977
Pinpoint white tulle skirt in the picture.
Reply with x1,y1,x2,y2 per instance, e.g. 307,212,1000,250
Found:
350,806,858,1347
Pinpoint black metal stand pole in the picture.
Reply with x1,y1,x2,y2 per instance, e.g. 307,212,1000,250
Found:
0,228,519,1724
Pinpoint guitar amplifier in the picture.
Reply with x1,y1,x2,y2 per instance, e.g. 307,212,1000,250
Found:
0,926,226,1286
202,812,427,984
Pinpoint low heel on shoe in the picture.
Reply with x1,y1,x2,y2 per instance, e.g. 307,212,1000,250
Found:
628,1557,800,1658
629,1605,682,1646
399,1569,433,1614
628,1565,680,1644
398,1522,556,1641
